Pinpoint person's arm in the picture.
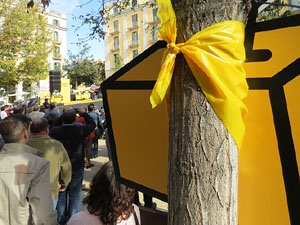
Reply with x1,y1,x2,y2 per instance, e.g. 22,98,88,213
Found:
97,113,104,132
77,108,96,137
27,160,57,225
59,143,72,189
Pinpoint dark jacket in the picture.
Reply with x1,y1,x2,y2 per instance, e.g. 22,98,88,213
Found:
50,113,96,170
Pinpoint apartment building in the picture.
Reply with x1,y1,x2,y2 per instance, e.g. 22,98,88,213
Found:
104,0,160,77
47,9,68,73
13,9,67,101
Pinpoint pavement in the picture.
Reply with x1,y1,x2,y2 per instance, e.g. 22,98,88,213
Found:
78,139,109,212
78,139,168,212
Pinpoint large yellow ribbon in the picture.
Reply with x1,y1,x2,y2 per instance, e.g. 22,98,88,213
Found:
150,0,248,149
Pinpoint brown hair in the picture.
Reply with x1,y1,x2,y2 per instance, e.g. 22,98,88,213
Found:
63,109,76,124
0,115,30,143
83,161,136,225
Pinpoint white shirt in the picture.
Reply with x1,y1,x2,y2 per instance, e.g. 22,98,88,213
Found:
0,111,7,120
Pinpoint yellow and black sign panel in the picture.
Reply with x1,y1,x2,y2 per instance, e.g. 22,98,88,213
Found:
102,15,300,225
240,15,300,225
102,41,169,200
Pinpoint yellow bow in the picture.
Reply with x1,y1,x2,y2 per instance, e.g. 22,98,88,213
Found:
150,0,248,149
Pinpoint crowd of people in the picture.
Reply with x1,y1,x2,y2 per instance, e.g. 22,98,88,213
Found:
0,102,141,225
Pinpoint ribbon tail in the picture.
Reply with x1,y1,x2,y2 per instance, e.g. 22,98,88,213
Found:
150,53,177,108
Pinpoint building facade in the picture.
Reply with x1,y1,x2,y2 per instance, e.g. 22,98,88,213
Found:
14,9,67,102
46,9,68,73
104,0,160,78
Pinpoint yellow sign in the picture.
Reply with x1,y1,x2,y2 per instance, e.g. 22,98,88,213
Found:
240,16,300,225
39,78,71,104
102,15,300,225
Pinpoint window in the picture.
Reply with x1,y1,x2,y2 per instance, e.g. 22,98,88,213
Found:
113,36,119,50
152,25,158,41
132,50,138,59
54,62,61,71
113,54,120,68
152,8,159,22
113,7,118,14
132,0,137,7
289,0,299,11
132,31,138,45
113,20,119,32
132,14,138,27
54,46,60,58
53,19,59,26
53,31,59,42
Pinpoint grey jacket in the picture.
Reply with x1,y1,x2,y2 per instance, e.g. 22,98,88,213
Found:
0,143,57,225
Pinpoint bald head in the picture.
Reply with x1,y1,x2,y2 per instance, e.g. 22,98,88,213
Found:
30,118,49,134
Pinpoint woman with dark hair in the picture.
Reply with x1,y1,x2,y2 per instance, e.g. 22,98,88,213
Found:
67,161,140,225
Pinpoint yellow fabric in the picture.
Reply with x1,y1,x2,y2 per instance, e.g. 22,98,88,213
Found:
150,0,248,149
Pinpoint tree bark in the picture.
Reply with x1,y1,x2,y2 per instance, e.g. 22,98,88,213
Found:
168,1,251,225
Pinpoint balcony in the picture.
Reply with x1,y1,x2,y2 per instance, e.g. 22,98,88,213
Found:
54,39,61,44
128,25,139,31
110,30,120,35
111,47,120,52
53,53,62,60
128,43,139,48
148,20,160,25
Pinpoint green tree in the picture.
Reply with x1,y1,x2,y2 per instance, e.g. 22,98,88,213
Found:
257,0,292,22
94,60,106,82
0,0,53,91
63,45,99,88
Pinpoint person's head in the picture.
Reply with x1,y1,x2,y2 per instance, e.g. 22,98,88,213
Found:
63,106,72,113
63,109,76,124
88,103,95,112
30,118,49,135
0,115,31,144
49,102,57,110
83,161,136,225
1,105,6,111
44,98,48,102
45,113,59,126
13,106,25,115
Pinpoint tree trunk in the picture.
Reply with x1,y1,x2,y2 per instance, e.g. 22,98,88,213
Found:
168,1,251,225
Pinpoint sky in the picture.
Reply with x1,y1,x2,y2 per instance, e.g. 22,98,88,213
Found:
49,0,105,60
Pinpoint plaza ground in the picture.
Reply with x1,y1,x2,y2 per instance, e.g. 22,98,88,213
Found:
78,139,168,212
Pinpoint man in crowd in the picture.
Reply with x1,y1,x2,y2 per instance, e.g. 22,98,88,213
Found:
50,107,95,225
0,105,8,120
29,105,45,121
13,106,26,115
87,103,102,158
43,98,50,109
27,118,72,209
0,115,57,224
45,102,62,117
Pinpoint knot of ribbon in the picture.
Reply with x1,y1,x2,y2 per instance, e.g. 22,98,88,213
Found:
151,0,248,149
168,43,181,55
